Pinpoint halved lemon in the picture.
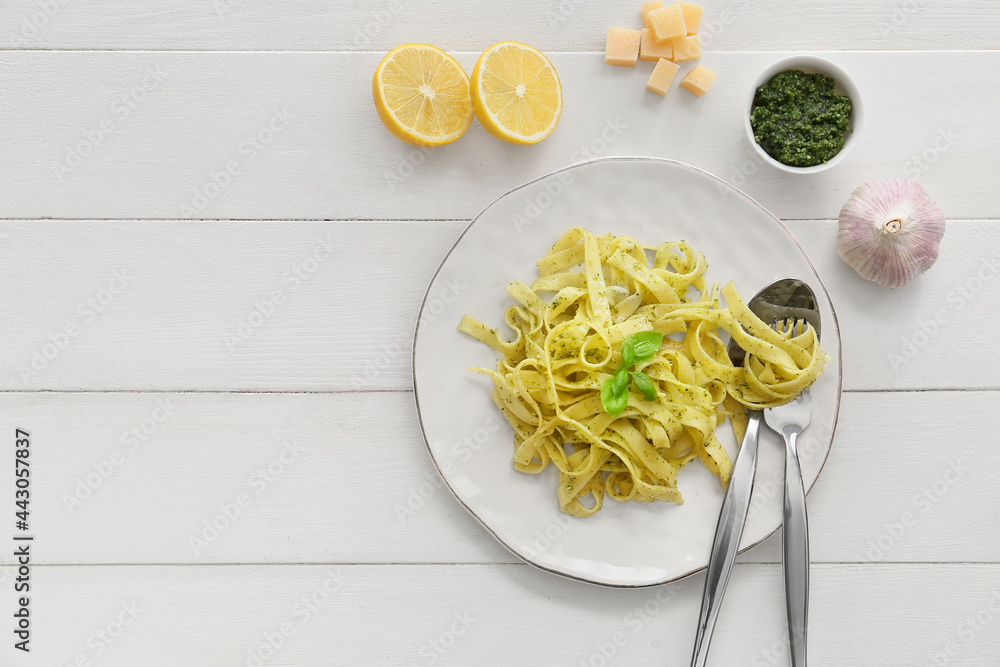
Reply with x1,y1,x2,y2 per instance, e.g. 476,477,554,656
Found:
372,44,474,147
471,41,563,145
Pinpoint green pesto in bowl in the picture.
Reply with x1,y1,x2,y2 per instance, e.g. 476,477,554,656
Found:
750,69,852,168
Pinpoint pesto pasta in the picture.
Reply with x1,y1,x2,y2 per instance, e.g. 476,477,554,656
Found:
458,228,826,517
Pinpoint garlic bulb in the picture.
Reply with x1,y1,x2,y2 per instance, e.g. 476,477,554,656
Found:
837,178,945,288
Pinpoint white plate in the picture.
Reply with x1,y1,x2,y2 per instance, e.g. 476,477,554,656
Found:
413,157,842,588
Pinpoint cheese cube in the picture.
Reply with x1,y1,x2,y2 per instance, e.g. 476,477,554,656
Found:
604,27,642,67
640,0,663,28
680,65,716,96
648,4,686,42
679,2,704,34
646,58,681,96
640,28,673,61
671,34,701,62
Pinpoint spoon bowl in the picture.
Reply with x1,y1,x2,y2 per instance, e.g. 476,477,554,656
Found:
728,278,821,366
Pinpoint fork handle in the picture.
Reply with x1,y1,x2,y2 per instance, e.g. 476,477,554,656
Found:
782,430,809,667
690,410,762,667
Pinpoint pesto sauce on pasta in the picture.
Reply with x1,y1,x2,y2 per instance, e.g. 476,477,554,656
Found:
458,228,826,517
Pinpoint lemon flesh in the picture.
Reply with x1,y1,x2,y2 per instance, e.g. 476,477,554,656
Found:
472,41,563,145
373,44,473,147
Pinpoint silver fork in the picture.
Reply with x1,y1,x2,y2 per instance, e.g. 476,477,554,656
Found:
764,315,813,667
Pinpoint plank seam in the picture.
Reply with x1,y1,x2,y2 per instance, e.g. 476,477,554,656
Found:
0,388,995,395
0,49,998,54
4,561,997,567
0,218,998,223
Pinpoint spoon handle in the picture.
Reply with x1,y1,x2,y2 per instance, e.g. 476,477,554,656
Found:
690,410,762,667
783,429,809,667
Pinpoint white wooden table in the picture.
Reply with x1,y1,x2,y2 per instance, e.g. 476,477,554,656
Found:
1,1,998,665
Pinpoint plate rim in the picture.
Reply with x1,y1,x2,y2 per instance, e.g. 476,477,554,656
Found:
411,155,844,588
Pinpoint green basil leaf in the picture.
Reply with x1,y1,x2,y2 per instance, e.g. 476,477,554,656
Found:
625,331,664,365
600,377,617,411
630,371,658,401
622,338,635,368
611,366,629,395
601,377,629,416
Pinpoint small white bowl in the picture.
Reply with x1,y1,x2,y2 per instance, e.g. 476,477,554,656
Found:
744,54,863,174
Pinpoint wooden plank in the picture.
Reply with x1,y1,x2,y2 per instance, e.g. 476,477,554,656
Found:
2,219,998,392
0,51,994,220
1,563,996,665
786,219,1000,392
0,0,996,51
0,390,996,565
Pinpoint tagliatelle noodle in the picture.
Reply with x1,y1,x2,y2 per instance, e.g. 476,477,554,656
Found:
458,228,826,517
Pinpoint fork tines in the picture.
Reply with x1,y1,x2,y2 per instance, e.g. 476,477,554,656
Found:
771,315,807,336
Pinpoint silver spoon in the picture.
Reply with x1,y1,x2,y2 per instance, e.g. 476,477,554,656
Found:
690,278,820,667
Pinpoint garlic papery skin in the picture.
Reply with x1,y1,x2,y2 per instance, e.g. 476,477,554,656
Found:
836,178,946,288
